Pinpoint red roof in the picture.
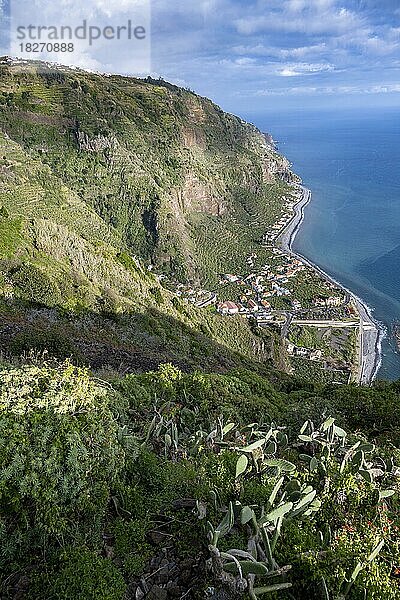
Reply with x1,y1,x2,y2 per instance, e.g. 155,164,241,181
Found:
219,301,239,310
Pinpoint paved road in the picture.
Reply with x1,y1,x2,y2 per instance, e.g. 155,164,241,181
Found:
275,187,312,249
292,319,359,328
196,293,217,308
355,299,381,385
281,313,293,339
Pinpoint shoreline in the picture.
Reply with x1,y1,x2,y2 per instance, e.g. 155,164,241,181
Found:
276,186,384,385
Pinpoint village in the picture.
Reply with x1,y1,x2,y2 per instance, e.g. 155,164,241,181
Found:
175,249,358,375
172,183,361,381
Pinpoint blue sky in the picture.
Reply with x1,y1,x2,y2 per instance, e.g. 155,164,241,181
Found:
151,0,400,113
1,0,399,114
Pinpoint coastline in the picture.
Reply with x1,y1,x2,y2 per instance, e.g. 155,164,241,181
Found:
276,186,383,385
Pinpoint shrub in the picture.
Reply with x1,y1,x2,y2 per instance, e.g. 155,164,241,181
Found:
116,251,141,275
150,286,164,305
112,518,152,577
30,547,126,600
9,328,78,360
0,362,124,575
11,263,61,307
171,296,184,313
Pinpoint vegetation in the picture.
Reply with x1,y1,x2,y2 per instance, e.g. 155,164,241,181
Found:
289,325,357,367
0,59,295,375
286,271,344,310
0,59,294,287
0,360,399,599
0,59,398,599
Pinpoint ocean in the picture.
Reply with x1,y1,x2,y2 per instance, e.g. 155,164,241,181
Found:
245,107,400,381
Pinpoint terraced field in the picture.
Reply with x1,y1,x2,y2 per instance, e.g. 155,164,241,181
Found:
0,59,296,285
0,59,285,373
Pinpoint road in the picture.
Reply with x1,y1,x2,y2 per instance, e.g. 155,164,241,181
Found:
275,187,312,249
281,313,293,339
355,299,381,385
292,319,359,328
273,186,382,385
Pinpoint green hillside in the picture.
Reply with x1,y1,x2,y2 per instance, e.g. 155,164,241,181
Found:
0,58,296,286
0,59,297,374
0,58,301,374
0,59,399,600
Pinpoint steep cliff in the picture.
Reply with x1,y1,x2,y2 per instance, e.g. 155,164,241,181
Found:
0,58,297,286
0,58,297,372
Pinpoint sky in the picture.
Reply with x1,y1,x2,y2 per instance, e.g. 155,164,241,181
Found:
1,0,400,114
151,0,400,113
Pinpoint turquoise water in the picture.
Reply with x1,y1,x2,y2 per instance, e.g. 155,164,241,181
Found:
245,107,400,381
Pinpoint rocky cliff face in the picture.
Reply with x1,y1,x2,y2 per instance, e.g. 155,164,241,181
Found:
0,58,291,373
0,58,298,285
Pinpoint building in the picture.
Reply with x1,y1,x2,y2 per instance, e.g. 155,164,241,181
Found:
347,303,358,316
224,274,240,283
295,347,309,357
313,295,343,308
292,299,302,310
257,314,274,326
217,301,240,315
313,297,324,307
252,284,265,293
261,299,271,309
272,283,291,296
327,296,342,308
248,299,259,312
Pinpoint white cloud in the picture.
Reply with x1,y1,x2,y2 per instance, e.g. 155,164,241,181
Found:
360,35,399,56
234,57,258,66
5,0,396,110
235,1,363,35
278,62,335,76
256,83,400,96
233,43,328,60
9,0,151,75
31,0,148,19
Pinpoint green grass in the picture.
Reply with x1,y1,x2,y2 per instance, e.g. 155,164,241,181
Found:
0,218,25,256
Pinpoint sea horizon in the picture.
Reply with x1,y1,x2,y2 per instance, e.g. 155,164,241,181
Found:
245,105,400,381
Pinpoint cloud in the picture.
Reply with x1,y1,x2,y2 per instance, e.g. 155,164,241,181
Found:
234,57,258,66
149,0,400,110
359,34,399,56
278,62,335,76
5,0,397,110
27,0,148,19
256,82,400,96
233,43,328,60
219,57,335,77
234,1,364,35
7,0,151,75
